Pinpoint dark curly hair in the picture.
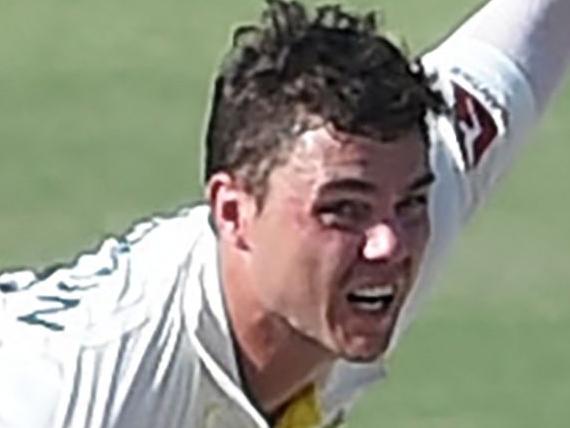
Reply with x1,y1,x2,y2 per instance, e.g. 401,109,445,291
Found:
204,0,444,203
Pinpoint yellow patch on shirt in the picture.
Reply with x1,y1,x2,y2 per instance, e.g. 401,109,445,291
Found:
275,384,322,428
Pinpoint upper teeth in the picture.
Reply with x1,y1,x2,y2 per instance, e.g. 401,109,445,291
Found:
352,286,394,299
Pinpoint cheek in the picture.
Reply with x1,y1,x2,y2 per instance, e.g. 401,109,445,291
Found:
307,229,362,290
293,231,362,333
403,213,431,260
252,202,362,307
283,229,361,305
290,206,362,272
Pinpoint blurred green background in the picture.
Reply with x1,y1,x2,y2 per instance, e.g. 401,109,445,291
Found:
1,0,568,426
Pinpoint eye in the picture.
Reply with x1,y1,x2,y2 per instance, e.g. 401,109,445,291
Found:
396,193,428,218
316,199,372,230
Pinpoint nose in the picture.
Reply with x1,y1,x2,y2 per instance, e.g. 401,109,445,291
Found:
362,221,406,262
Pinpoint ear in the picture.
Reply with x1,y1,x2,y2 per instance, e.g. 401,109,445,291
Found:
206,172,256,251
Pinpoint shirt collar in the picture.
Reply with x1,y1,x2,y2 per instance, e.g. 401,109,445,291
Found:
189,209,242,386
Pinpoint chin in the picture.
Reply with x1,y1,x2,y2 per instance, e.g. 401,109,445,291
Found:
336,337,387,363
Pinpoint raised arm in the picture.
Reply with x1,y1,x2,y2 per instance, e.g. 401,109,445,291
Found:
395,0,570,342
421,0,570,218
451,0,570,114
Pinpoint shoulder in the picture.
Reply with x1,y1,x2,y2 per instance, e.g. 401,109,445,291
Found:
0,204,213,427
0,203,212,343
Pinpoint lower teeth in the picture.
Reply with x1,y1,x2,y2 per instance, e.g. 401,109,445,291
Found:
353,301,384,311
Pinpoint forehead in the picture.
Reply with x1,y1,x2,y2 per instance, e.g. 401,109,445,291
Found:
270,125,428,194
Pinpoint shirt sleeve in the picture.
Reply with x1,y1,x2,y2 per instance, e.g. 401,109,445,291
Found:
0,206,202,428
390,0,570,349
423,38,537,219
0,232,145,428
0,225,152,340
421,0,570,221
449,0,570,113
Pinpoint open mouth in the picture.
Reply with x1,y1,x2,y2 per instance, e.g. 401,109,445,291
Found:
346,285,396,313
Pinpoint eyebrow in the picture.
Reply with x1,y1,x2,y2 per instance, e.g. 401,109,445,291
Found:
319,178,377,195
408,171,436,191
318,171,435,196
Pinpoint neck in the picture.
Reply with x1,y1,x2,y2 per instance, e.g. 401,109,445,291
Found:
233,314,333,416
221,250,334,416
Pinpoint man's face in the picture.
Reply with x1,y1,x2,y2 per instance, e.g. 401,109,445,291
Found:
245,125,432,362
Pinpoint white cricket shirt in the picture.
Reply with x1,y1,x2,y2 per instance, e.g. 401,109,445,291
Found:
1,1,559,425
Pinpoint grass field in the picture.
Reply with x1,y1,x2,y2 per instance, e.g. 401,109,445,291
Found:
1,0,569,426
